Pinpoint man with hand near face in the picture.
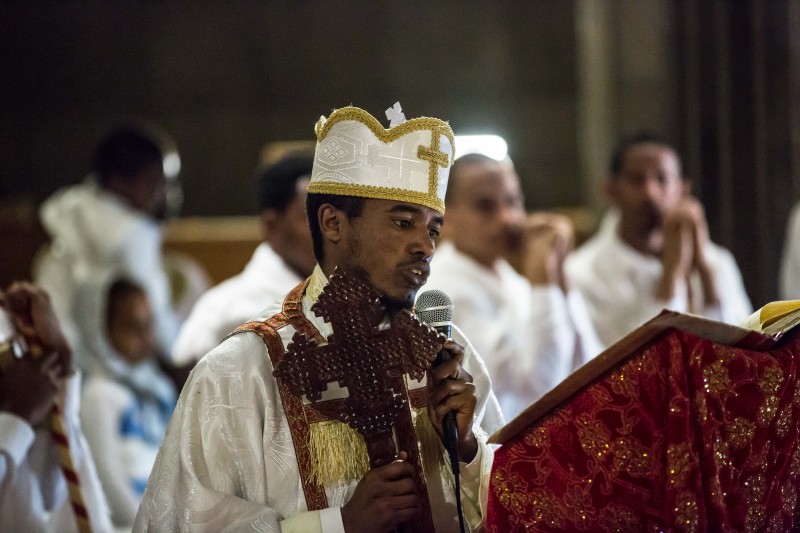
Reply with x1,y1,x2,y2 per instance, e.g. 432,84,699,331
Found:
425,154,602,420
566,132,752,347
135,104,503,533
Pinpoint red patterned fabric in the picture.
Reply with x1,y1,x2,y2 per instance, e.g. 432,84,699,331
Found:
486,328,800,532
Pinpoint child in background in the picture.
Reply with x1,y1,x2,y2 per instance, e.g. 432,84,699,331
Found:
76,276,175,530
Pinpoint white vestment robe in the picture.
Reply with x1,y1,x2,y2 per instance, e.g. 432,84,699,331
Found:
172,242,304,366
135,268,504,533
426,241,603,420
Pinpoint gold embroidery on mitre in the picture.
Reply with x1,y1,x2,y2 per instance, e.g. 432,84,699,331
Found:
310,106,454,214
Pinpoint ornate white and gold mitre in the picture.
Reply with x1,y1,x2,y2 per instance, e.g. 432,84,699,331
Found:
309,102,455,214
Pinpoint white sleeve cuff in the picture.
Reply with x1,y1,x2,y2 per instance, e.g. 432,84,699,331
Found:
279,508,345,533
0,412,35,466
319,507,345,533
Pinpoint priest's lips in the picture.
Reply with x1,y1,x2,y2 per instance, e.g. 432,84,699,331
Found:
401,262,430,287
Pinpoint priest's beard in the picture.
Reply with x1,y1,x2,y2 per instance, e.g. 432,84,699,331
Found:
347,264,414,316
382,294,414,316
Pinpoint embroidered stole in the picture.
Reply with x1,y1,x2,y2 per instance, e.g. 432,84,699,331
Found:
233,280,437,531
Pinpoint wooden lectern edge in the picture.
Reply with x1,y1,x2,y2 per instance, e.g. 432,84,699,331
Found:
488,309,775,445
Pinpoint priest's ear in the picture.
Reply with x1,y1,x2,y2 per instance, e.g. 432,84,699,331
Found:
317,203,345,246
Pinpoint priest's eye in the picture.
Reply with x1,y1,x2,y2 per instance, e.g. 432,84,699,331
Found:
394,218,412,229
429,227,441,239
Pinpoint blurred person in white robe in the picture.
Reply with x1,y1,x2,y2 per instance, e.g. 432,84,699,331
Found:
566,132,752,347
35,123,182,363
0,282,112,533
171,153,316,366
75,275,175,530
426,154,602,420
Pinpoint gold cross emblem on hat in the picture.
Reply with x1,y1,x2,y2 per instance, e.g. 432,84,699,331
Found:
417,129,450,173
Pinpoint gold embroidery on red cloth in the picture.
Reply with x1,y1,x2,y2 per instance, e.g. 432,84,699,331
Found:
715,344,740,363
703,359,732,396
492,470,530,515
609,367,638,397
486,329,800,532
743,473,767,501
745,504,767,531
759,366,785,394
694,391,709,423
674,492,699,532
669,394,686,416
635,347,660,375
776,406,793,439
575,414,611,460
709,436,730,509
766,513,786,533
790,445,800,479
523,425,549,448
748,444,770,475
781,481,798,517
712,435,730,469
611,436,652,477
597,504,640,531
587,384,614,404
667,443,691,487
757,395,779,426
726,417,756,448
530,488,566,528
563,484,596,525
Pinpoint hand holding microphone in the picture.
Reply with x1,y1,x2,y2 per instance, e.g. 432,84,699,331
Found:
417,290,475,533
416,290,459,459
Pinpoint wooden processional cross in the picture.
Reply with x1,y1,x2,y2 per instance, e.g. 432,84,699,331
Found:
273,271,445,467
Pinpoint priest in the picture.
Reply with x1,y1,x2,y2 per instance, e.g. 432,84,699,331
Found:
134,103,503,533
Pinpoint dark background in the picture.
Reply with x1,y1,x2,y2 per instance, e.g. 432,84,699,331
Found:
2,0,799,308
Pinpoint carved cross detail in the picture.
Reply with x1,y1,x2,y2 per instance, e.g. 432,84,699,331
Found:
273,271,445,466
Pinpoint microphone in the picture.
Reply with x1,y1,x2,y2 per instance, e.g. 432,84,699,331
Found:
416,290,465,532
415,290,459,464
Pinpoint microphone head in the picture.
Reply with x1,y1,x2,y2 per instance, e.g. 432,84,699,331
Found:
416,290,453,327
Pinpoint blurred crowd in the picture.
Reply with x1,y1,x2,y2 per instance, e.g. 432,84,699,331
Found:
4,118,799,531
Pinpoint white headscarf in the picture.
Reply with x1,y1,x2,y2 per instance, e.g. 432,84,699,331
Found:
72,270,175,408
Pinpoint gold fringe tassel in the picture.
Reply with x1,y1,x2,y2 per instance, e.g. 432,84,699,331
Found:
307,420,369,486
411,407,447,478
306,406,451,487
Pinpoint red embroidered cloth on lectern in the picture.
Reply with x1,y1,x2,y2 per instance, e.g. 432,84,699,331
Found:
486,327,800,532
